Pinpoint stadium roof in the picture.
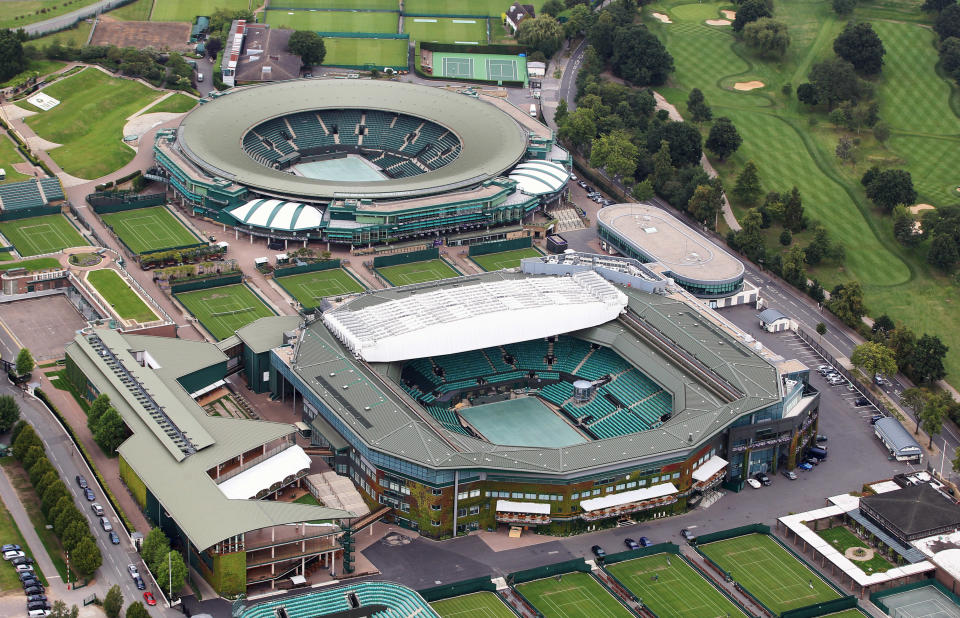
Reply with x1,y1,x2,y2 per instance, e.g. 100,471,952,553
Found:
66,329,351,551
597,203,744,285
227,199,324,231
322,271,628,362
509,160,569,195
290,272,783,476
236,316,302,354
177,80,529,200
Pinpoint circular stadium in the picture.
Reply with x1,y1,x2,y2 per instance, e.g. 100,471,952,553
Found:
175,80,530,201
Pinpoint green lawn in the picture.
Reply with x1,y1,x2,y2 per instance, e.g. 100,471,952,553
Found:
19,67,163,179
107,0,153,20
142,93,197,115
404,16,487,44
276,0,398,7
607,554,747,618
176,283,275,340
0,58,65,89
323,36,409,68
471,247,541,271
377,258,458,285
816,526,896,574
100,206,199,254
276,268,364,309
645,0,960,389
0,0,100,29
0,134,30,185
699,534,839,614
23,21,92,53
150,0,251,21
265,8,399,33
0,461,48,592
821,611,868,618
0,214,87,256
431,592,516,617
0,257,62,271
404,0,544,16
87,269,158,323
517,572,632,618
0,252,12,261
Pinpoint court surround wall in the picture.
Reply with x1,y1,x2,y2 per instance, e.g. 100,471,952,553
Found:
87,191,165,213
273,259,342,278
0,204,61,221
418,576,497,602
779,596,859,618
509,558,592,584
170,273,243,294
373,246,439,268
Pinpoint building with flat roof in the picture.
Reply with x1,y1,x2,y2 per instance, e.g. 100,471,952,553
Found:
861,484,960,544
597,203,745,299
232,24,301,84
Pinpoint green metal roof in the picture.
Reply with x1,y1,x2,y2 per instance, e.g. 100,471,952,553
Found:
177,80,530,200
236,316,302,354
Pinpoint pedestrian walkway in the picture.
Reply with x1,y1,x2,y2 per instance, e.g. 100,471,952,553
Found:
0,465,60,589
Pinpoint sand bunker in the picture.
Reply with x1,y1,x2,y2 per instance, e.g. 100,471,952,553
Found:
909,204,935,214
706,19,731,25
722,9,737,18
651,12,672,23
734,81,765,91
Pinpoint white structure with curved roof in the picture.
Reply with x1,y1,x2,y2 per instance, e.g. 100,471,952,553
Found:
509,160,570,195
227,199,324,231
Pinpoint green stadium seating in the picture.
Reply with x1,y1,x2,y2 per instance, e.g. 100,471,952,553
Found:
0,178,51,210
240,581,432,618
426,406,470,435
504,339,549,371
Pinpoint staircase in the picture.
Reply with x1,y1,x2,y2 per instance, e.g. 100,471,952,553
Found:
571,348,596,375
306,471,370,518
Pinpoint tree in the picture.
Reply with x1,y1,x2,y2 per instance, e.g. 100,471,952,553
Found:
836,136,856,165
632,178,654,201
851,341,898,378
834,22,885,75
558,107,596,151
542,0,564,16
0,29,27,82
924,0,956,11
87,394,111,429
648,121,702,166
142,528,170,572
62,520,90,552
554,98,568,125
611,24,674,86
920,400,946,448
287,31,326,67
92,408,128,454
0,395,20,433
205,36,222,58
49,601,79,618
827,281,866,327
783,187,804,232
872,314,896,338
816,321,827,343
733,0,772,32
940,37,960,80
908,334,949,383
801,58,871,108
73,536,103,578
564,4,595,39
863,168,916,212
705,117,742,160
688,183,723,227
742,18,790,58
733,161,762,205
15,347,33,377
54,504,84,537
686,88,712,123
104,584,123,618
12,424,41,461
517,15,564,58
936,4,960,40
156,550,188,599
928,233,959,270
23,445,46,473
782,245,808,287
833,0,857,15
590,130,638,179
126,603,150,618
902,388,928,434
650,139,674,191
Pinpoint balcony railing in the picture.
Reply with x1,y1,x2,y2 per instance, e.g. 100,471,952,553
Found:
495,513,551,525
579,496,678,522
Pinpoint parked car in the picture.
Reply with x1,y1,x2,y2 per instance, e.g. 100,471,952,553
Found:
23,585,44,596
746,478,762,489
100,517,112,532
91,503,104,516
804,457,820,467
681,528,696,541
1,544,21,553
11,556,34,567
15,563,34,573
3,550,25,561
27,600,51,611
27,609,50,618
26,595,47,604
783,470,798,480
854,397,870,407
84,488,95,502
19,570,38,582
816,434,828,443
134,576,145,591
817,365,832,374
624,538,640,550
127,564,140,579
639,536,654,547
109,532,120,545
591,545,606,559
870,414,884,425
75,475,87,489
754,472,771,486
143,592,156,606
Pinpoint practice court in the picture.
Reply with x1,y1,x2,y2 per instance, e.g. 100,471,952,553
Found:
459,397,587,447
434,51,527,85
878,585,960,618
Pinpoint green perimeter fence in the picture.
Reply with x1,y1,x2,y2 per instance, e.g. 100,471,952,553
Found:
421,42,530,55
315,31,408,38
268,6,400,11
780,596,860,618
870,580,960,615
86,191,165,214
418,576,497,602
373,246,438,268
468,236,532,256
273,259,342,278
508,557,591,585
405,12,489,18
692,523,771,545
0,204,61,221
170,273,243,294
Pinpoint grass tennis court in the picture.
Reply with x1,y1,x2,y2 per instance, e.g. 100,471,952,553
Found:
175,284,275,340
405,0,544,16
404,17,487,44
700,534,839,614
101,206,199,254
265,9,399,33
277,269,364,309
517,572,632,618
324,36,409,68
377,258,458,285
149,0,249,22
607,554,747,618
273,0,399,8
0,214,87,256
431,592,516,617
86,269,157,323
472,247,541,271
0,257,61,271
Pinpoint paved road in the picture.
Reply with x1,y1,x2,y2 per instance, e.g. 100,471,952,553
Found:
20,0,124,37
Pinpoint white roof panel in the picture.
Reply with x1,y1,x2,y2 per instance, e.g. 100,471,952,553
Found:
692,455,728,482
580,482,678,512
509,160,569,195
496,499,550,515
218,444,310,500
227,200,324,231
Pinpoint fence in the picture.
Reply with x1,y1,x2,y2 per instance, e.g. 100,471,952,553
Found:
421,42,530,55
780,596,859,618
373,247,439,268
692,523,770,545
170,273,242,294
0,204,61,221
86,191,165,213
468,236,532,256
315,31,409,39
273,260,342,278
871,580,960,615
508,558,591,585
418,576,496,602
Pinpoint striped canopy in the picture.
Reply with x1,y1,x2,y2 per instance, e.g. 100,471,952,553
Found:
226,199,323,231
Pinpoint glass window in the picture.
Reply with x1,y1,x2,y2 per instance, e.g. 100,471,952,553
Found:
525,493,536,500
432,488,443,496
469,489,480,498
511,492,523,499
672,472,680,479
572,492,579,500
431,520,440,527
469,506,480,515
627,482,636,489
457,491,468,501
593,489,601,496
538,494,549,501
651,476,659,483
616,484,625,491
431,504,441,511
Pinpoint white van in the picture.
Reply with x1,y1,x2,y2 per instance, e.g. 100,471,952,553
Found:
529,104,537,117
197,72,204,82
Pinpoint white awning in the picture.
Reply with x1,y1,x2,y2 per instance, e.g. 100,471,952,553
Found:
509,160,570,196
496,499,550,515
692,455,728,482
227,199,324,231
218,445,311,500
580,482,678,512
189,379,226,399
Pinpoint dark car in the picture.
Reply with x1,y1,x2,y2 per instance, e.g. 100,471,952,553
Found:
681,528,696,541
624,538,640,550
591,545,606,559
12,556,35,567
804,457,820,467
1,544,21,553
109,532,120,545
754,472,771,486
854,397,870,407
28,601,51,611
639,536,654,547
134,575,145,590
21,578,40,590
84,488,95,501
27,595,47,604
19,571,38,583
870,414,884,425
23,585,44,596
816,434,828,442
782,469,798,480
75,475,87,489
